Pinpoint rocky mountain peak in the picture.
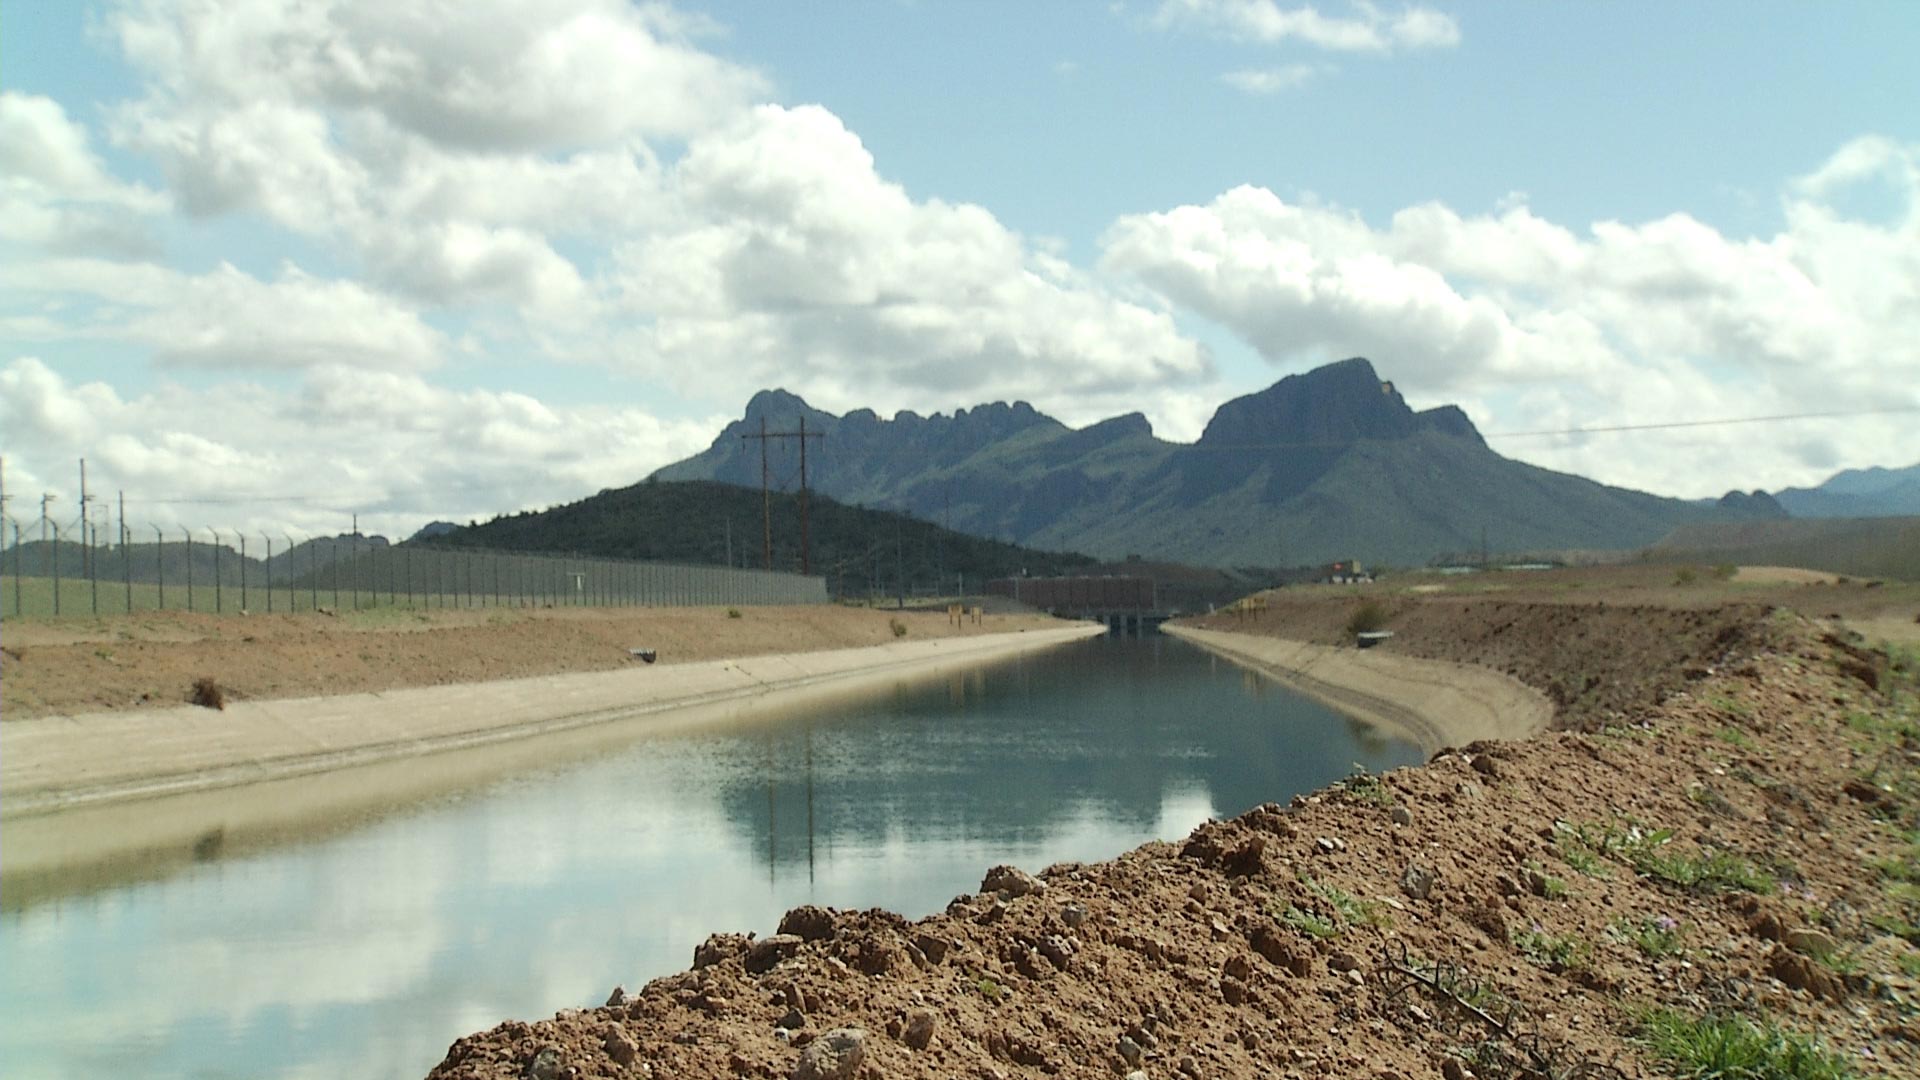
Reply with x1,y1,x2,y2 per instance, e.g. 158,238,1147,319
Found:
1198,358,1423,447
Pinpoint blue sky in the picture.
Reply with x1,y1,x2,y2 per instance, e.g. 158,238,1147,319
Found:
2,1,1917,538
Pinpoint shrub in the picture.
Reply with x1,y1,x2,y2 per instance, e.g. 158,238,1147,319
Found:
726,608,742,619
1673,567,1698,586
889,617,908,638
1345,600,1388,636
190,676,227,711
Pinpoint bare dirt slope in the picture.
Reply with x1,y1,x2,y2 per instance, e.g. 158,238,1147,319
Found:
425,594,1920,1080
0,605,1064,720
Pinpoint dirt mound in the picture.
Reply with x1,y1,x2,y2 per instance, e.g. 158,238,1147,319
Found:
1191,595,1777,731
425,608,1920,1079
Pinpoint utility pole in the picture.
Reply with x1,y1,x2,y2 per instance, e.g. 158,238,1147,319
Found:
739,416,826,575
78,459,90,578
798,415,813,576
120,492,130,613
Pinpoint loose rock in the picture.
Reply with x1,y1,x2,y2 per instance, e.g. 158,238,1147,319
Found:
793,1028,866,1080
981,865,1046,898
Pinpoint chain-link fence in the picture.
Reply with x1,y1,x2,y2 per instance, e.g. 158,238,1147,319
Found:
0,523,825,618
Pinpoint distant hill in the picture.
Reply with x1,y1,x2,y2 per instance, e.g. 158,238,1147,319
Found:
1,533,385,587
419,479,1096,596
1769,463,1920,518
1647,516,1920,581
654,358,1776,567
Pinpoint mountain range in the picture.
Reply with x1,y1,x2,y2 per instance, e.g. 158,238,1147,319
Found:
1767,463,1920,519
653,358,1780,567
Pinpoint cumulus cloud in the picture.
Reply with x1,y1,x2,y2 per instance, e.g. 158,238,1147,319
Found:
605,105,1210,417
1155,0,1461,53
1101,137,1920,495
0,92,167,257
2,260,445,371
108,0,766,152
0,358,721,538
66,0,1204,426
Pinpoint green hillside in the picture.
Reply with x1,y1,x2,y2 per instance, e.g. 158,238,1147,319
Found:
420,479,1095,597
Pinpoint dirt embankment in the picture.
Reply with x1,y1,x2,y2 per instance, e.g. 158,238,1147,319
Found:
1185,595,1778,732
0,605,1066,720
425,597,1920,1080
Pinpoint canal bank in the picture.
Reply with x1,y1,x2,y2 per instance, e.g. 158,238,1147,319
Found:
2,622,1105,883
421,601,1919,1080
1161,624,1551,753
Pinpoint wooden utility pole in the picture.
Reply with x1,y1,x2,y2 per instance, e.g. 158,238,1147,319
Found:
739,417,826,575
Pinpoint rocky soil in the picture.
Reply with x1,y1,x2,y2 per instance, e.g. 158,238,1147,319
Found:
425,595,1920,1080
0,605,1062,719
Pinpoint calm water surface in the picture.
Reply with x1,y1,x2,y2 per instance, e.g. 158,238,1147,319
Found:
0,634,1420,1080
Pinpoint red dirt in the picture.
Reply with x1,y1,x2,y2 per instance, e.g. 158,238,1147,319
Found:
425,597,1920,1080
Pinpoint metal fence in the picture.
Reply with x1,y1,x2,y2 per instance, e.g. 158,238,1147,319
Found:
0,523,826,618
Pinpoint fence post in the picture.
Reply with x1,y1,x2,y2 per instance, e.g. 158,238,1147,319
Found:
182,526,192,613
239,532,248,612
213,528,223,614
263,533,273,613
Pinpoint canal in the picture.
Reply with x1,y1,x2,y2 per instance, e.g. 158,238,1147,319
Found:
0,632,1422,1080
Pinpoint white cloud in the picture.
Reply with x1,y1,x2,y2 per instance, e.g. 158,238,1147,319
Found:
1155,0,1461,53
0,358,721,538
605,104,1211,419
0,92,168,258
108,0,767,152
1220,64,1324,94
2,259,445,371
1101,138,1920,496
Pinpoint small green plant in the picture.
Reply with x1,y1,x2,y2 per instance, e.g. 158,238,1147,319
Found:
975,976,1003,1001
1345,600,1388,636
1711,563,1738,581
1714,724,1755,748
1608,915,1685,957
1557,841,1611,879
1673,567,1698,586
1338,766,1395,807
1282,905,1341,939
1306,876,1389,928
1526,862,1569,899
1898,951,1920,977
1514,925,1588,971
889,617,908,638
1638,846,1775,894
1635,1009,1853,1080
727,607,742,619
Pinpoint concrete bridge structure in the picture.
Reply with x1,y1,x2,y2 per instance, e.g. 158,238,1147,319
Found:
983,575,1175,634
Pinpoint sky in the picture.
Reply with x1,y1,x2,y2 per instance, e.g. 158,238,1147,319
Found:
3,0,1918,542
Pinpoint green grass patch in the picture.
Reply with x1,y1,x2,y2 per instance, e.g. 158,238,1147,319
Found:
1635,1009,1853,1080
1559,819,1772,894
1514,926,1589,972
1608,915,1685,958
1337,766,1395,807
1714,725,1755,748
1282,905,1340,939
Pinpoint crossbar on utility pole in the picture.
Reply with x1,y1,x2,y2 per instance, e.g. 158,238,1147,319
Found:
739,417,826,575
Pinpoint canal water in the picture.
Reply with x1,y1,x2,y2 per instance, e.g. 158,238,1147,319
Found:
0,633,1421,1080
